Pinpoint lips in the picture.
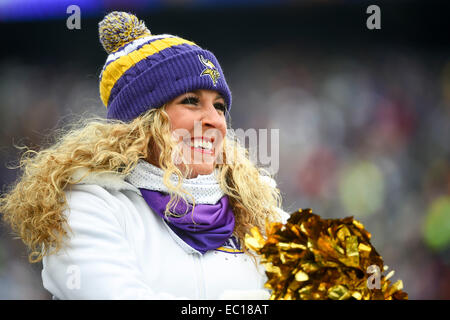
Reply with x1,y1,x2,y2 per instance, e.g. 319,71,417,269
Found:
187,136,215,155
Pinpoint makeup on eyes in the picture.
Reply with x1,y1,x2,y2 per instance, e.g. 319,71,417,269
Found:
180,95,226,114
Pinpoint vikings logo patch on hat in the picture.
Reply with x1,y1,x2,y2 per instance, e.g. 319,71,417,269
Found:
198,54,220,86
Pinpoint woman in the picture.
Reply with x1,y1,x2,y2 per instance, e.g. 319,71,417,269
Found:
0,12,287,299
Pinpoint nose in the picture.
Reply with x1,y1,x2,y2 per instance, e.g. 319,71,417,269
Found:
201,99,226,130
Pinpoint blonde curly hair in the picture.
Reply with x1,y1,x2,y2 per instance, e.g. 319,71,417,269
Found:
0,107,282,263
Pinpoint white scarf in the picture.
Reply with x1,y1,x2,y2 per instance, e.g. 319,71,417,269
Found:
125,160,225,204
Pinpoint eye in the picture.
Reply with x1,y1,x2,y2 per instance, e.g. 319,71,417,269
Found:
180,96,199,105
214,102,227,114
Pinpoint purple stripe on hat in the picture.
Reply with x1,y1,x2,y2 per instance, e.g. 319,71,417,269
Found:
107,42,198,106
107,49,232,122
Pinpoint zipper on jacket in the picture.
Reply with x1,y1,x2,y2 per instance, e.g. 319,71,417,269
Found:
193,252,206,299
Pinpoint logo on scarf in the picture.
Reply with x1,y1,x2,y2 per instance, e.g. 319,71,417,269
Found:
198,54,220,86
215,235,244,254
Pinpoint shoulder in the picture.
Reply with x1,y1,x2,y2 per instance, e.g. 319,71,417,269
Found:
63,169,143,228
66,168,141,209
70,167,139,193
64,184,121,209
62,184,124,228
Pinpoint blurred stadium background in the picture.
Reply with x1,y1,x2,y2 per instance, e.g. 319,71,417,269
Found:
0,0,449,299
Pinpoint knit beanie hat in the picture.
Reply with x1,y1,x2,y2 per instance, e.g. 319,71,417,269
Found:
98,11,232,122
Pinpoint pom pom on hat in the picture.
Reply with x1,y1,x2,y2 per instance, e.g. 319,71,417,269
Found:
99,11,151,54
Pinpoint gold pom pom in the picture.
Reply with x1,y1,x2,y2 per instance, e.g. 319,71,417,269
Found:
245,208,409,300
99,11,151,54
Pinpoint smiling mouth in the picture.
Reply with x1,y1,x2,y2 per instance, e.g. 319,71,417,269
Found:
185,137,215,155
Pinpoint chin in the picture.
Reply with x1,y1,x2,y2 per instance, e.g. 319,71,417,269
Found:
187,163,215,178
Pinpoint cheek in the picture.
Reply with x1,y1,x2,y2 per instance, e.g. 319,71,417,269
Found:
219,120,227,136
167,112,194,139
217,120,227,144
168,111,189,130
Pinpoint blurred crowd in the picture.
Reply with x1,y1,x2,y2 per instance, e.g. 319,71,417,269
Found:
1,29,449,299
228,44,450,299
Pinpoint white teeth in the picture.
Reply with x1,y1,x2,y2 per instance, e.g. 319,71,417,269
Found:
190,139,212,150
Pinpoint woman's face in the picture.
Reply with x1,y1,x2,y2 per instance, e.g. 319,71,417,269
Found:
151,89,228,178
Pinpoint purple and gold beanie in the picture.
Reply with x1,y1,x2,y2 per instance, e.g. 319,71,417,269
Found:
98,11,232,122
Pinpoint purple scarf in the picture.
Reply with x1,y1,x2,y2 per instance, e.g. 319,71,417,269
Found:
139,189,235,254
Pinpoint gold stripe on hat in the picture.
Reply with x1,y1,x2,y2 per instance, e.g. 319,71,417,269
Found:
100,37,197,107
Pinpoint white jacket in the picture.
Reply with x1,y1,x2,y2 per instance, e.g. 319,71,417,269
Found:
41,170,289,300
